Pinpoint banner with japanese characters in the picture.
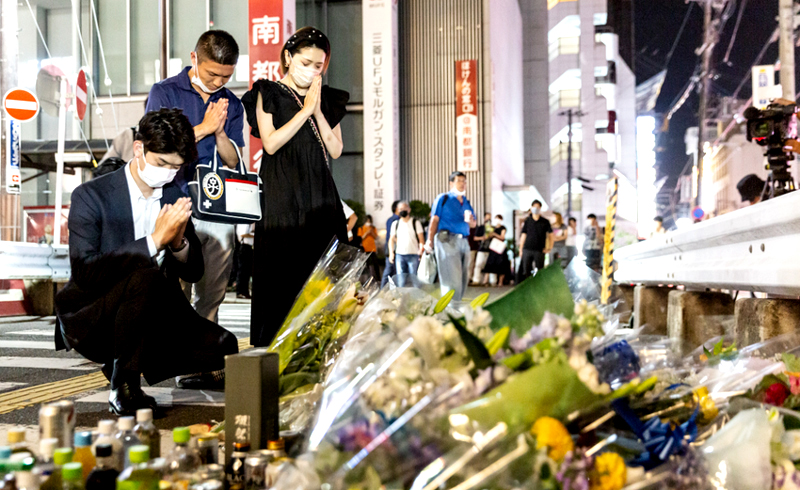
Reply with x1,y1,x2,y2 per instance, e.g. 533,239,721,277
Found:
248,0,296,171
456,60,478,173
363,0,399,226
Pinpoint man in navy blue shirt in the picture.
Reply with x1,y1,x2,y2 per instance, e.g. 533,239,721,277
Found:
146,30,245,331
380,201,401,287
427,172,477,301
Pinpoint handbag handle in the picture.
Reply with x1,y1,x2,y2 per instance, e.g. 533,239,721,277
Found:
213,143,248,175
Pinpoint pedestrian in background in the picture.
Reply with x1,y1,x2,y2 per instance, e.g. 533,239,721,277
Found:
381,201,401,287
565,217,578,266
470,212,491,285
242,27,349,346
358,215,381,284
517,200,552,281
550,212,568,268
482,215,510,286
235,224,254,299
145,30,245,324
389,201,424,287
426,171,477,301
584,213,603,272
650,215,666,237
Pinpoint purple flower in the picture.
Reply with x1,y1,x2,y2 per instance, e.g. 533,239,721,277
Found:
337,419,381,452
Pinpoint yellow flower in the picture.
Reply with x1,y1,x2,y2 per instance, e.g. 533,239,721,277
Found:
590,453,627,490
531,417,574,462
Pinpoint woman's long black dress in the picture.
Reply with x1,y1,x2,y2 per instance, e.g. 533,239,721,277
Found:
482,226,511,278
242,80,349,347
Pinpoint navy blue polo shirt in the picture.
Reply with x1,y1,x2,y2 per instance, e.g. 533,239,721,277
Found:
432,191,475,236
145,67,245,194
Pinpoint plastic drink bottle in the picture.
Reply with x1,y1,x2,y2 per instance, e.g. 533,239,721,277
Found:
85,445,118,490
113,418,140,470
92,422,122,472
116,446,158,490
6,429,34,460
62,463,84,490
132,410,159,460
72,433,94,482
39,448,72,490
164,428,200,490
15,466,38,490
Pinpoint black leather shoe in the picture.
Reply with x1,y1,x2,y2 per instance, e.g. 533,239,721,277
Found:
175,370,225,390
109,383,162,416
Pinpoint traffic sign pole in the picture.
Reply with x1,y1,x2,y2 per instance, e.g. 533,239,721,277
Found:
54,77,67,247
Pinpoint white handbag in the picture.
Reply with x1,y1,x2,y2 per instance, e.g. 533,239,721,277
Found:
489,238,506,254
418,252,437,285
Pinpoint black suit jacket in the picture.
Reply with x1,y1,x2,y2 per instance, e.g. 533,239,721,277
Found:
55,166,203,349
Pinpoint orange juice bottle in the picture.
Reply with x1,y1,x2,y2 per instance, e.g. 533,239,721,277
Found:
73,432,96,481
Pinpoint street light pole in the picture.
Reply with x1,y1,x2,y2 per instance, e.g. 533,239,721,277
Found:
779,0,795,99
559,108,585,219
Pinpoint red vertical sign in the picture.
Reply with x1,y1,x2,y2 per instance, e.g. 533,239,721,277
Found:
248,0,295,171
455,60,478,172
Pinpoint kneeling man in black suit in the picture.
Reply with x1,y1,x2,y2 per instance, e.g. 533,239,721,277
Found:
55,109,239,415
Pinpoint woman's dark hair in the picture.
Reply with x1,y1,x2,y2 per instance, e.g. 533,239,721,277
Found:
280,27,331,76
136,109,198,165
449,171,467,182
568,217,577,224
495,214,503,220
365,214,373,222
195,30,239,66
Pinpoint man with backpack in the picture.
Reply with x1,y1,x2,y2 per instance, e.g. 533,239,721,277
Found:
389,201,425,287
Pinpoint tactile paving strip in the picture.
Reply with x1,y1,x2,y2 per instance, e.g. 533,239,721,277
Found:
0,338,253,414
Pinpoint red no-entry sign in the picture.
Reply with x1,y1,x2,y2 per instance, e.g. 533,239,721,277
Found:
3,89,40,122
75,69,87,121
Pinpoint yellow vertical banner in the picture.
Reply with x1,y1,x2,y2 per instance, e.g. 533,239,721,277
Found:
601,177,618,305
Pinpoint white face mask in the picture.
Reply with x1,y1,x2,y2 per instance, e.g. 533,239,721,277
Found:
192,57,223,94
290,62,320,88
451,188,466,197
493,219,503,227
531,207,541,216
137,154,179,188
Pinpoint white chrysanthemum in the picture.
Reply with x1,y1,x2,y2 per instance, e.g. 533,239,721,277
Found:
404,316,447,368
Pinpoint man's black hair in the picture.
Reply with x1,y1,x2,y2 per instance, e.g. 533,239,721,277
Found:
587,213,597,220
195,30,239,66
654,216,664,223
449,171,466,182
135,109,198,165
391,200,401,214
531,199,542,207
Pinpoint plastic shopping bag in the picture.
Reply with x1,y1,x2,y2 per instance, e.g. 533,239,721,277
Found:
418,252,436,284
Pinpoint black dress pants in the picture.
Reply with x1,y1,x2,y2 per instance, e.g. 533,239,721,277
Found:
517,249,545,282
61,268,239,389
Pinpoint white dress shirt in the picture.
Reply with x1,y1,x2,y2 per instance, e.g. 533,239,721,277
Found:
125,162,189,264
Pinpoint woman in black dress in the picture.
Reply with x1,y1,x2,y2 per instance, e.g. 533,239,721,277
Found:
482,215,511,287
242,27,349,346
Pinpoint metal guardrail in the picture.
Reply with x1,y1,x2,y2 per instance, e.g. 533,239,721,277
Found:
0,241,71,281
615,191,800,296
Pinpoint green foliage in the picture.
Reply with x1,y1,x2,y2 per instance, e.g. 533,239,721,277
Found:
485,264,575,335
409,200,432,223
344,199,367,228
449,314,494,372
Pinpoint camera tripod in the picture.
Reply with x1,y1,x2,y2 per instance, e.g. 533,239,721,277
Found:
760,157,797,200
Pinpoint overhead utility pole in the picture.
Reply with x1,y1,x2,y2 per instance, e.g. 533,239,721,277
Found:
779,0,795,100
692,0,727,211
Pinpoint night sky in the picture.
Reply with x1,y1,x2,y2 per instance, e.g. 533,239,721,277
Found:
635,1,781,197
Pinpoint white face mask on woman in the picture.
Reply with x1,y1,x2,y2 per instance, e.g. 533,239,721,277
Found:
493,219,503,227
137,154,178,188
290,62,320,88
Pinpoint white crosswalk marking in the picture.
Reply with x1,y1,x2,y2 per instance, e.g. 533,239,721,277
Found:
0,382,24,392
6,330,54,336
77,387,224,407
0,357,97,370
0,340,54,350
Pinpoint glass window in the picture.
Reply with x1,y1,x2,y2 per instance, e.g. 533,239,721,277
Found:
171,0,206,75
131,0,159,94
326,1,362,102
210,0,249,88
559,89,580,108
95,0,127,95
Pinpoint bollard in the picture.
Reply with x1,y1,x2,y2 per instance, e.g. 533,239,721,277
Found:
667,290,735,354
734,298,800,347
633,285,672,334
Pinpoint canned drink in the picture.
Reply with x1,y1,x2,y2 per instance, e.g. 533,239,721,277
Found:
243,452,269,490
226,442,250,490
197,464,225,483
49,400,76,448
38,406,63,446
197,434,219,465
